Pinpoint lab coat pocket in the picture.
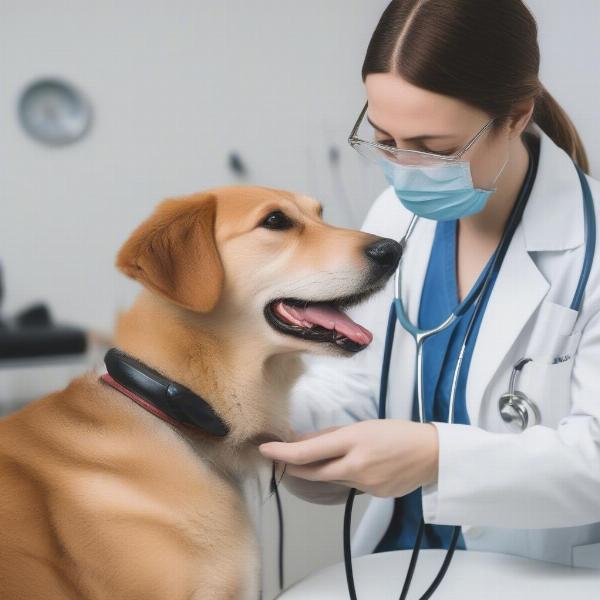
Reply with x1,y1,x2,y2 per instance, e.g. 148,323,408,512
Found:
526,299,579,359
572,541,600,569
517,330,582,428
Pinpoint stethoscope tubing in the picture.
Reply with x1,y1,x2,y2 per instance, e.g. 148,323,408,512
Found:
571,164,596,311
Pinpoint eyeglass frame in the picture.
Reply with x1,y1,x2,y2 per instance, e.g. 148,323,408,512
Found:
348,100,499,164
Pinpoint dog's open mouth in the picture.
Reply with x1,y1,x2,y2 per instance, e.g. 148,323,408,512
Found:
264,295,374,353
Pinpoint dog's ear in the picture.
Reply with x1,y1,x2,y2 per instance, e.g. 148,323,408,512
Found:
116,192,223,313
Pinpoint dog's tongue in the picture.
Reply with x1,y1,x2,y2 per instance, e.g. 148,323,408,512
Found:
275,301,373,345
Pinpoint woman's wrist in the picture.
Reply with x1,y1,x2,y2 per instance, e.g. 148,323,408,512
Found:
422,422,440,486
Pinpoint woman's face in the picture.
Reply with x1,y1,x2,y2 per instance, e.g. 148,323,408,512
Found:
364,73,514,190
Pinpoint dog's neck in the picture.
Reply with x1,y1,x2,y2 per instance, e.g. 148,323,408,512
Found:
111,291,303,476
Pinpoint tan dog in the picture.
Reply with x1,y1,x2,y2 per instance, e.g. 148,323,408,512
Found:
0,186,401,600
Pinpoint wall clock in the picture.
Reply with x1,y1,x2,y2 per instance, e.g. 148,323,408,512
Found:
18,78,93,146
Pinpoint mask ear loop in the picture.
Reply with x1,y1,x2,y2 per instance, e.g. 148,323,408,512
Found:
490,150,510,188
478,126,511,192
467,108,514,191
489,106,518,188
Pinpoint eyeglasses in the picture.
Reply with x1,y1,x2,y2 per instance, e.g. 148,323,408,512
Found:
348,101,497,167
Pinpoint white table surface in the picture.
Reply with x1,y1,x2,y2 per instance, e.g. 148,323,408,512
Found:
274,549,600,600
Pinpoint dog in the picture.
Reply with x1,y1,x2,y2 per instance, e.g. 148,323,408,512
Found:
0,185,401,599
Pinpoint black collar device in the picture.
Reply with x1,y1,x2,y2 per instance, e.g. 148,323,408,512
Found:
101,347,229,437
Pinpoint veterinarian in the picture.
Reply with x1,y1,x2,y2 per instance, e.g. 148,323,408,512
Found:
259,0,600,570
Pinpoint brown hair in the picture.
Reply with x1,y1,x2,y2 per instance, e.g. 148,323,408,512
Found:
362,0,589,173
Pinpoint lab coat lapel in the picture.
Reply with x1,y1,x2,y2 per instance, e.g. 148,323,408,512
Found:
465,124,584,425
465,226,549,424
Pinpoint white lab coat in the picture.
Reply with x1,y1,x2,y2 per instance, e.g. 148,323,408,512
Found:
286,122,600,568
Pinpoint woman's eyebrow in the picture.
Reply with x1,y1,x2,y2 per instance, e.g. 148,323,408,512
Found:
366,115,455,141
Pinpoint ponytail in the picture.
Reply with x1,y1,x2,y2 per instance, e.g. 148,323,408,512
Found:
533,85,589,174
362,1,590,175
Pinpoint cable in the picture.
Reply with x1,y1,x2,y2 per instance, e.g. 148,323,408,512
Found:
418,525,461,600
379,300,398,419
343,488,359,600
398,517,425,600
270,461,285,592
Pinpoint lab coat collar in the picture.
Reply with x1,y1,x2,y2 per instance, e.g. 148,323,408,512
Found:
521,122,585,252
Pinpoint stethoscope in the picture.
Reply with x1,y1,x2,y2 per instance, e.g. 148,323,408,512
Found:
343,159,595,600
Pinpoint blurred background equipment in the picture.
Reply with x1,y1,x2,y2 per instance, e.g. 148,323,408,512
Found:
228,150,249,178
0,301,87,360
0,258,111,416
0,258,87,361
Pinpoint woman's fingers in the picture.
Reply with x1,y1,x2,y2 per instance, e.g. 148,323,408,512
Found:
284,457,353,485
259,426,349,464
292,426,342,442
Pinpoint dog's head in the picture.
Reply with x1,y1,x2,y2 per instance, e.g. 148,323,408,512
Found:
116,186,401,356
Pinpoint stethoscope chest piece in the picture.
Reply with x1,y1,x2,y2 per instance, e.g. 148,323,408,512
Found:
498,357,540,432
498,390,540,432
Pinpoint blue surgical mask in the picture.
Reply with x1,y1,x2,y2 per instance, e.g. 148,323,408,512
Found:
381,155,509,221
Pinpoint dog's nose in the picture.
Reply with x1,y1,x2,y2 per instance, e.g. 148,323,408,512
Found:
364,238,402,273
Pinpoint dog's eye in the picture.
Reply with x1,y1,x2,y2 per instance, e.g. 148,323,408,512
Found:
260,211,294,230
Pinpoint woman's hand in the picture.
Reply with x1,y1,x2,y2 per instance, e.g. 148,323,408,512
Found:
259,420,439,498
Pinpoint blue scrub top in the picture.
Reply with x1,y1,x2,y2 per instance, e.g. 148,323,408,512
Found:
373,133,539,554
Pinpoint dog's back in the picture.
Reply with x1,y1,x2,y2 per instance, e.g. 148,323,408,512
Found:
0,373,260,600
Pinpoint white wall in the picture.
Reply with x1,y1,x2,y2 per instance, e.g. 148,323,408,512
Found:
530,0,600,168
1,1,598,599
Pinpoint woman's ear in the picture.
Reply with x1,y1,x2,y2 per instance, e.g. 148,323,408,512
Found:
115,192,223,313
508,99,536,139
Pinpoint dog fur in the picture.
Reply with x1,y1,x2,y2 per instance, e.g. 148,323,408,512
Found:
0,186,396,599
